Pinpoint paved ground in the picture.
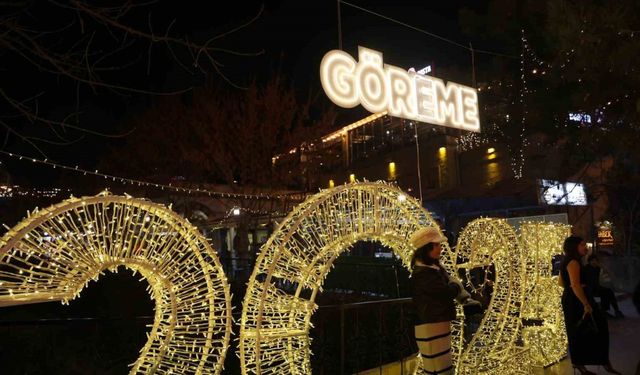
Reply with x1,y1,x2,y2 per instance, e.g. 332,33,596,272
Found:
538,294,640,375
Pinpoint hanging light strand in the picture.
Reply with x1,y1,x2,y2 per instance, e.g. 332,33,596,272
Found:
0,150,308,201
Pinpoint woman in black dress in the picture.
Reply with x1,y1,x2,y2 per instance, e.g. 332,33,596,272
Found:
559,236,621,374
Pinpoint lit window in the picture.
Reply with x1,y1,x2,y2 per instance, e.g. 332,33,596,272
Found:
438,147,447,158
388,162,397,180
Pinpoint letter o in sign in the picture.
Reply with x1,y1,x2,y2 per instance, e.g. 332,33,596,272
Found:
356,47,388,113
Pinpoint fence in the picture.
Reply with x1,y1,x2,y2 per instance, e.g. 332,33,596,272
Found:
0,297,418,375
311,297,417,374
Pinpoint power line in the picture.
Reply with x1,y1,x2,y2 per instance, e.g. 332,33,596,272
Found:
340,1,518,59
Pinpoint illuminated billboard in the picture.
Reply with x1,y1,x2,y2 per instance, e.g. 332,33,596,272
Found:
538,179,588,206
320,46,480,132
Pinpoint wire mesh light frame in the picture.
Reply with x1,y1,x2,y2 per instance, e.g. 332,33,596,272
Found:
0,184,571,374
0,192,232,375
238,182,464,375
238,183,567,375
452,218,531,375
519,221,571,367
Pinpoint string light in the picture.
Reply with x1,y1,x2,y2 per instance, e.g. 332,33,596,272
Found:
511,30,529,179
0,185,68,199
0,151,307,201
519,33,633,130
457,132,489,152
0,192,233,374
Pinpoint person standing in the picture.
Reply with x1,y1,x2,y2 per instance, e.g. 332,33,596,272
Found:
409,227,470,375
559,236,621,375
583,254,624,318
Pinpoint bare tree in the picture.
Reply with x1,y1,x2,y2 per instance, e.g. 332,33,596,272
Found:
0,1,264,155
104,72,336,216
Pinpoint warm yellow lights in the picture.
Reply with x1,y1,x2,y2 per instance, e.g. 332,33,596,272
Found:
349,173,356,183
329,179,335,188
0,193,232,375
519,222,571,367
238,183,559,375
388,162,397,180
0,187,571,375
438,146,447,157
320,47,480,131
321,111,387,143
238,182,461,375
451,218,530,375
487,147,496,154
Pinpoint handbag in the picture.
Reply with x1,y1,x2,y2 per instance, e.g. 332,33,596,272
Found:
575,313,599,337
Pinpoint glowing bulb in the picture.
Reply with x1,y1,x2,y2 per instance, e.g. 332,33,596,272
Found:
388,162,397,180
397,194,406,202
487,147,496,154
232,208,241,216
438,147,447,158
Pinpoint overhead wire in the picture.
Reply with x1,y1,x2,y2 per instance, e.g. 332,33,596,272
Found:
340,1,518,59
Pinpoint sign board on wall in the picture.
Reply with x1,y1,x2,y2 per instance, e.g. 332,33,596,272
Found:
320,46,480,132
596,228,614,247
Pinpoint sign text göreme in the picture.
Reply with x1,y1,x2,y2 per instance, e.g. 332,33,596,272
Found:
320,46,480,132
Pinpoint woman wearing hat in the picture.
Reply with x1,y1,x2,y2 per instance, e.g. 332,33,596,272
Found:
409,226,467,375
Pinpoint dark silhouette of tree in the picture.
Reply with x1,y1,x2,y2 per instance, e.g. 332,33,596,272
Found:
103,74,337,258
0,1,264,156
460,0,640,254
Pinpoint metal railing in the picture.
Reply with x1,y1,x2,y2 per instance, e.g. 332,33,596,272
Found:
311,297,416,375
0,297,417,375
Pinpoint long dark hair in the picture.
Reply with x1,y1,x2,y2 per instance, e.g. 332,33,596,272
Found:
561,236,584,270
411,243,437,268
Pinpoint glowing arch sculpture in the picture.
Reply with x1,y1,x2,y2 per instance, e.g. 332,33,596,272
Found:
238,182,463,375
519,222,571,367
0,192,232,375
452,218,530,375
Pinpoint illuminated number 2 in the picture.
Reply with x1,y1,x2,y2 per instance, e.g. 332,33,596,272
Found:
0,193,232,375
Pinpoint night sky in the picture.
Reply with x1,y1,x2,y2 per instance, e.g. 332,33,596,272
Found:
1,0,498,186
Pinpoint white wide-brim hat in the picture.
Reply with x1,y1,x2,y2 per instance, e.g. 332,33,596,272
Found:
410,227,447,249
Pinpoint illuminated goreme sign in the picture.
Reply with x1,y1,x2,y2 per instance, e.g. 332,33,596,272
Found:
320,46,480,132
